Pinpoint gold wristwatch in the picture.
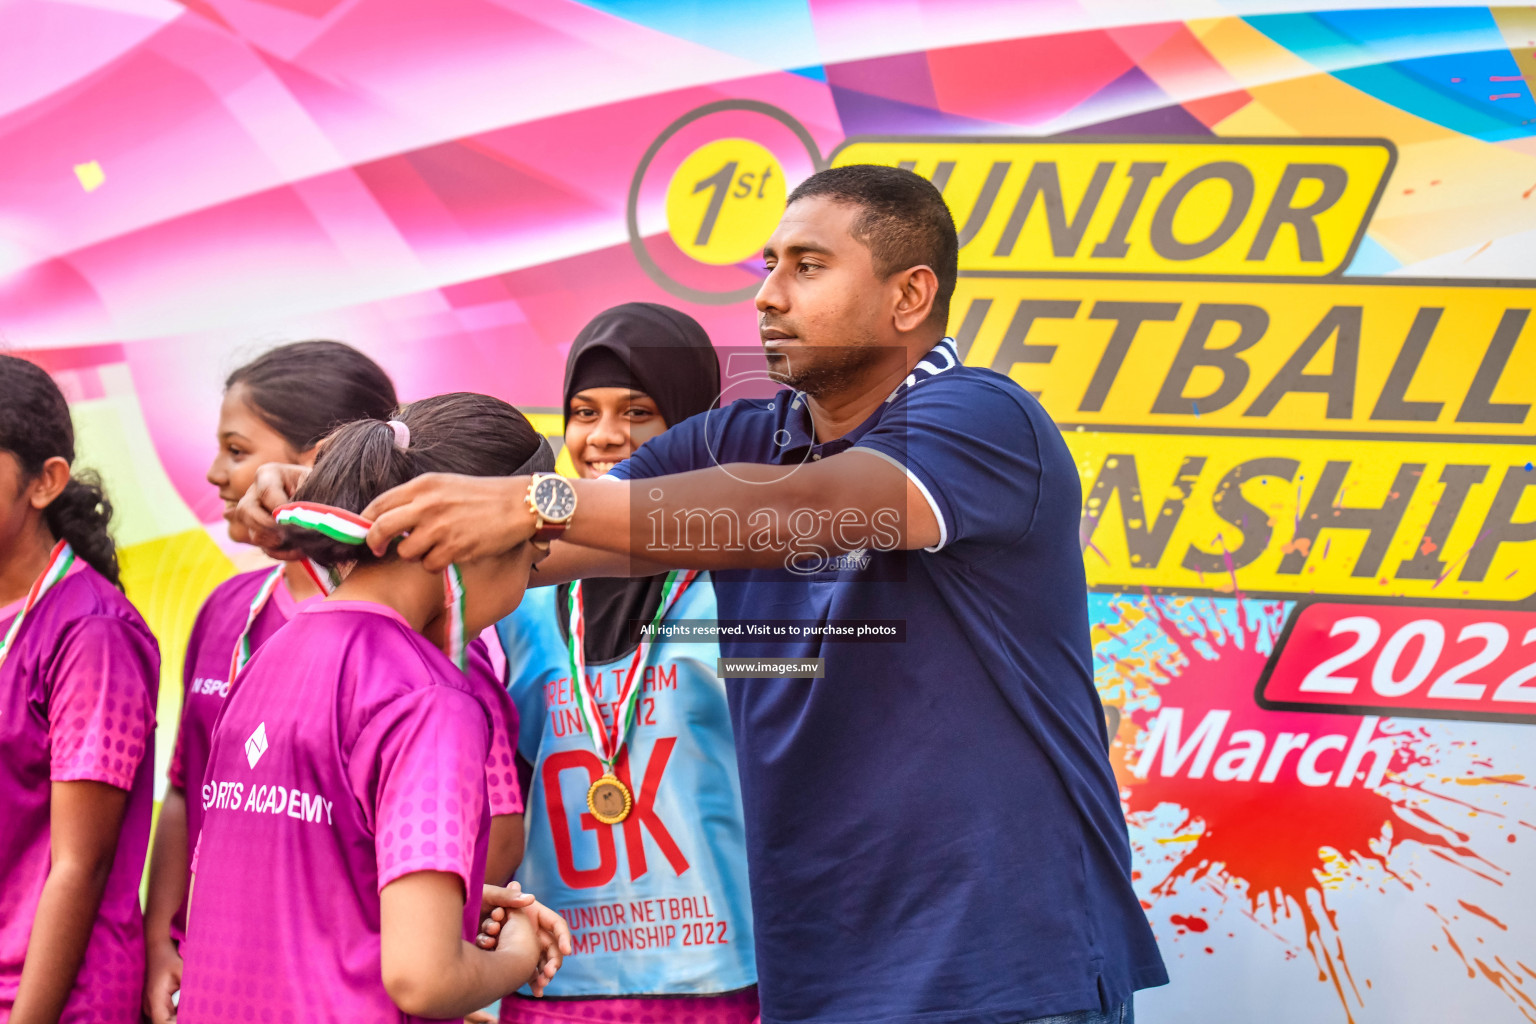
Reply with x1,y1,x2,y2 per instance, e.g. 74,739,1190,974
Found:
526,472,577,549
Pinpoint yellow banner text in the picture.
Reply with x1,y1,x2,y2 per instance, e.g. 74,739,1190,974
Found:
953,277,1536,440
833,137,1393,278
1070,433,1536,602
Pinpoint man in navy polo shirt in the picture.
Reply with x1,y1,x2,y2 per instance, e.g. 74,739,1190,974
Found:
298,165,1167,1023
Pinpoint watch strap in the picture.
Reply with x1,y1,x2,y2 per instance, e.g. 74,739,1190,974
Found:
534,521,568,543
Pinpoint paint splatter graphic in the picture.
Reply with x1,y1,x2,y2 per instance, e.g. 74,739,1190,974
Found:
1095,595,1536,1022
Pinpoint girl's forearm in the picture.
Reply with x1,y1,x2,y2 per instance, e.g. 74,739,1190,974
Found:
10,862,112,1024
382,872,540,1018
393,940,539,1019
142,788,189,1022
484,813,524,887
449,940,541,1017
143,788,189,940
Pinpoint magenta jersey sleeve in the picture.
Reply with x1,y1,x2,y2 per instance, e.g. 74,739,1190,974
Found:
352,686,490,895
48,615,158,789
467,636,523,817
482,685,523,817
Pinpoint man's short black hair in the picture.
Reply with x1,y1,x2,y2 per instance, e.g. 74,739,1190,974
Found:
787,164,959,328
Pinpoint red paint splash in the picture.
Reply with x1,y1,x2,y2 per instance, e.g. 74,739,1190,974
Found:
1476,959,1536,1020
1458,900,1507,931
1170,913,1209,932
1101,596,1518,1021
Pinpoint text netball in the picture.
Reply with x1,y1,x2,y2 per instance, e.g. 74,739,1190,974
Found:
559,895,732,956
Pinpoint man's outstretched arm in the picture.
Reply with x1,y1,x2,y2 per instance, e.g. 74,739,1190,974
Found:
360,450,940,574
234,462,660,586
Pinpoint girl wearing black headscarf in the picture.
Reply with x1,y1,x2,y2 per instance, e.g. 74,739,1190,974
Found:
492,304,758,1024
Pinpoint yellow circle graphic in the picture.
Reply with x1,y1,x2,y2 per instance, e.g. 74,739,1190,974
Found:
665,138,786,266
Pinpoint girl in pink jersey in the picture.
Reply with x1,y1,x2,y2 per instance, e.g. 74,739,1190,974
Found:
0,355,160,1023
143,344,526,1024
179,394,568,1024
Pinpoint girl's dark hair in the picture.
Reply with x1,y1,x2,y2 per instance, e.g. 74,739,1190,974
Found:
286,393,553,567
227,340,398,451
0,355,121,588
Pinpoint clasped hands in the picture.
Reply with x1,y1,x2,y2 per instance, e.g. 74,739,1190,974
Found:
476,882,572,999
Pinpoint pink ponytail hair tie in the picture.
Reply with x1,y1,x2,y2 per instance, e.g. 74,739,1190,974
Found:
387,419,410,450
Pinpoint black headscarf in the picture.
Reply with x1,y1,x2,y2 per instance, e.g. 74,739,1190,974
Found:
559,303,720,663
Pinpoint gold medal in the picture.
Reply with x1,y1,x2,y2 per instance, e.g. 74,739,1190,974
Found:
567,573,697,829
586,773,633,824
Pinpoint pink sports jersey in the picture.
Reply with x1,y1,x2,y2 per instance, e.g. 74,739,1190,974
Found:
0,561,160,1023
466,634,523,820
501,990,760,1024
167,569,316,941
179,601,494,1024
169,575,521,942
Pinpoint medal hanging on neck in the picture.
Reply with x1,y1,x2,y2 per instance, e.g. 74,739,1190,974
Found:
226,565,283,685
566,569,698,824
0,540,76,675
273,501,468,669
225,557,345,686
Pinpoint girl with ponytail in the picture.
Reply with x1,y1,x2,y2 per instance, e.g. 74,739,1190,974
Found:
0,354,160,1023
142,342,527,1023
178,393,570,1024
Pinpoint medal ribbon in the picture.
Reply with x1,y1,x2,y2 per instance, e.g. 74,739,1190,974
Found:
565,569,698,769
297,559,344,596
226,565,284,685
274,501,468,669
443,563,468,671
0,540,77,674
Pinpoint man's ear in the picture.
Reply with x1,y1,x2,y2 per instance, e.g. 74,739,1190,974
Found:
892,265,939,334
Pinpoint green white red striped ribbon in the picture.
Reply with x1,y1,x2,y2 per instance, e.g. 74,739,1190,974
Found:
274,502,371,545
227,565,284,685
565,569,698,768
272,502,356,593
443,563,467,670
274,501,467,670
0,540,77,674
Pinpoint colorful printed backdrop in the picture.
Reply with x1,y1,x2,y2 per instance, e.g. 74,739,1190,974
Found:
5,3,1536,1021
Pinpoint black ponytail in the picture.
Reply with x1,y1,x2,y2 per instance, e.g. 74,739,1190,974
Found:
0,355,122,588
284,393,548,568
44,473,119,589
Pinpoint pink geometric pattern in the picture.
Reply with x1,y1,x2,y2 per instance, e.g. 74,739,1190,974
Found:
370,686,487,893
0,0,1294,525
49,617,156,789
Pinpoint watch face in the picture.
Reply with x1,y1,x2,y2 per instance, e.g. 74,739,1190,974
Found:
533,476,577,520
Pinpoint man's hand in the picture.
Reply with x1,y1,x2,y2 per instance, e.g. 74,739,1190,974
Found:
362,474,534,572
234,463,312,559
142,938,182,1023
